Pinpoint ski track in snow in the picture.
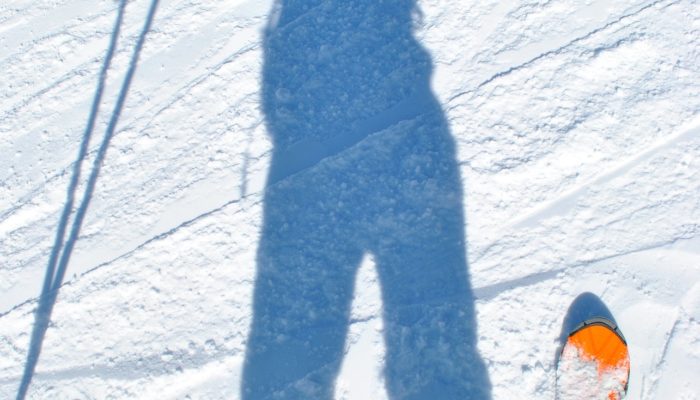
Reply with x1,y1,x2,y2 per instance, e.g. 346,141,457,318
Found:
1,0,699,398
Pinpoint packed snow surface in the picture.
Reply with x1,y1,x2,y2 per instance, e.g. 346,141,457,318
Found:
1,0,699,399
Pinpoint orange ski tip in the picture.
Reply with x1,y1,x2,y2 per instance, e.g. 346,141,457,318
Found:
562,319,630,399
567,324,629,373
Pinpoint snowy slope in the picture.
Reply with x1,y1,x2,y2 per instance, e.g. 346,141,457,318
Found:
1,0,699,398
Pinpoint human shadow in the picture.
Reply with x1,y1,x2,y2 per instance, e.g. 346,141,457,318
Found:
16,1,159,398
242,1,491,399
555,292,619,365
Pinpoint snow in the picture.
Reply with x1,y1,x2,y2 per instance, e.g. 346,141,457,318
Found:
1,0,699,399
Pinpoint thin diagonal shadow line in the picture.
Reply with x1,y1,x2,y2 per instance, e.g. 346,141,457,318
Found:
16,1,159,398
15,1,127,397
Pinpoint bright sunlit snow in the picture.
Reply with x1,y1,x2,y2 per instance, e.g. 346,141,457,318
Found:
1,0,698,399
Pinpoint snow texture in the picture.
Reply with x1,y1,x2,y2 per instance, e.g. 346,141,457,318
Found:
1,0,699,399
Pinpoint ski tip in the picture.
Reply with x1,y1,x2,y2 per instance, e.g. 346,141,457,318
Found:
556,295,630,400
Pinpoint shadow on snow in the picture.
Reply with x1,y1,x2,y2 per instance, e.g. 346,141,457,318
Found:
16,1,159,398
242,1,491,398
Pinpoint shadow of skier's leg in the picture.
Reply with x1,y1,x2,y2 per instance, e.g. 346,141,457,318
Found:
377,236,491,400
242,184,362,399
370,115,492,399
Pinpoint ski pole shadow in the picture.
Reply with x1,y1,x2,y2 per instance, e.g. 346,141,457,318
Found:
555,292,617,365
16,1,159,398
242,1,491,398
